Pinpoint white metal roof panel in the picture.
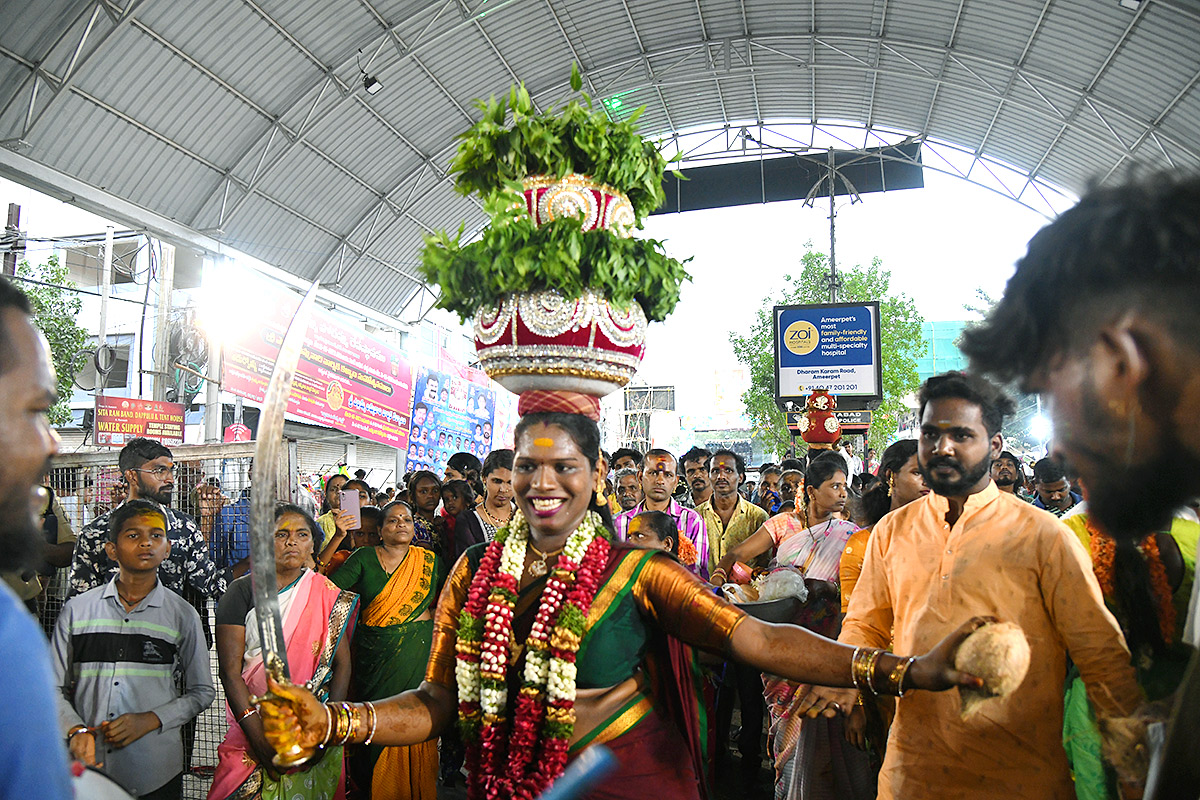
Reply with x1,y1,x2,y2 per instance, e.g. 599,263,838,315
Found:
1,0,1196,323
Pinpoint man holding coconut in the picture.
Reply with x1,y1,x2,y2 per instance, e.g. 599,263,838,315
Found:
831,372,1141,799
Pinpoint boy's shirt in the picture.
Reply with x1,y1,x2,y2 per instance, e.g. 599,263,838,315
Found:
50,576,215,796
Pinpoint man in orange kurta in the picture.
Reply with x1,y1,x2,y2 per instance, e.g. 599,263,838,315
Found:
840,372,1141,799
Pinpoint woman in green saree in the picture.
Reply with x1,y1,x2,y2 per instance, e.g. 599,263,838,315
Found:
331,500,444,800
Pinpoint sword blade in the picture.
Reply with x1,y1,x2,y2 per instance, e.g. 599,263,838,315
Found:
250,281,319,682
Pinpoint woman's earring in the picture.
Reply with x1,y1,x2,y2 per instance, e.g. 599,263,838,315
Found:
887,474,895,495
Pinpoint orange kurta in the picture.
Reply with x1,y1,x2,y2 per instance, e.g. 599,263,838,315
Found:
840,482,1141,800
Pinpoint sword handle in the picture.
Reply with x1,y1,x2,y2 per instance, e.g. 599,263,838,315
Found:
258,658,318,769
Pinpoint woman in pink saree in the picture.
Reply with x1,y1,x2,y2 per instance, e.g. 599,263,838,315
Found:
209,504,359,800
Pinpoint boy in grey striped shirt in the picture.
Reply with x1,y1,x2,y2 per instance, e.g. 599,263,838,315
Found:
51,499,214,799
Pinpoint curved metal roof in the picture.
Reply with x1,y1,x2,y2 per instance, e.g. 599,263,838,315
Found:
2,0,1197,320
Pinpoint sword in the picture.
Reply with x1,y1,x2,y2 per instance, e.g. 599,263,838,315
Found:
249,281,319,768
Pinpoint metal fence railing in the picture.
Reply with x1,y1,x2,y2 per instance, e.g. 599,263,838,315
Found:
45,442,264,799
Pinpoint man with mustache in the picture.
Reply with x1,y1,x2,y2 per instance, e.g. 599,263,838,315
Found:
68,438,228,600
835,371,1140,799
959,174,1200,794
614,449,709,579
696,449,771,779
681,446,713,508
0,278,73,798
989,450,1023,496
613,467,643,512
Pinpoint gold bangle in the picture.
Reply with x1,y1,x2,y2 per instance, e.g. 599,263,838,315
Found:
864,649,882,695
320,704,333,748
850,646,881,694
364,701,378,746
238,706,259,722
887,655,917,695
349,703,363,744
340,702,357,746
332,702,349,746
850,647,865,692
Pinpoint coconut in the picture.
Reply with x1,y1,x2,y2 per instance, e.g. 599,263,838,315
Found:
953,621,1031,718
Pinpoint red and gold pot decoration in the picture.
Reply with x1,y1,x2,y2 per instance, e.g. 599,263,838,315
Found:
798,389,841,447
473,289,646,396
474,173,646,397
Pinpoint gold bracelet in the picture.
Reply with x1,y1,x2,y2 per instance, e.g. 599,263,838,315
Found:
332,702,350,746
349,703,364,744
850,646,881,694
364,701,378,746
320,704,334,748
238,706,259,722
886,655,917,696
865,649,883,695
341,702,357,746
850,646,865,692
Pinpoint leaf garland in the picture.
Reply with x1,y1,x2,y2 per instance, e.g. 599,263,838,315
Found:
421,65,691,322
422,214,690,323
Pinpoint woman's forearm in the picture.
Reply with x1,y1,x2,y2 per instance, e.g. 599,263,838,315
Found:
360,682,455,746
729,616,904,689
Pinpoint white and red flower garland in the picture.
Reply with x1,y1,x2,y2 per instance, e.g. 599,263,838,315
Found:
455,508,611,800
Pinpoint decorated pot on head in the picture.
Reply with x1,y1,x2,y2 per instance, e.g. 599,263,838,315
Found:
421,75,690,419
799,389,841,448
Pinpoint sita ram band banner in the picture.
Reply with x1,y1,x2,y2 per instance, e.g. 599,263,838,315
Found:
773,302,882,404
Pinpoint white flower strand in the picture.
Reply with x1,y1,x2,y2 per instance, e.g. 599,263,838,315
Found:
464,510,603,721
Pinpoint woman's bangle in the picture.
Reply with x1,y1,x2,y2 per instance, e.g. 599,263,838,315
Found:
320,704,333,748
850,646,883,695
711,568,728,584
885,655,917,695
335,701,355,746
238,707,259,722
363,701,378,746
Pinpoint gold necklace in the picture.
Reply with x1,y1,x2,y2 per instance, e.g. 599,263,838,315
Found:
526,542,564,578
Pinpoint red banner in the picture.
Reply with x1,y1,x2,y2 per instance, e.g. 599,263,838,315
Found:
220,282,413,449
94,396,186,447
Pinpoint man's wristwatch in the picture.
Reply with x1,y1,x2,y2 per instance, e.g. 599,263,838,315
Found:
66,724,90,744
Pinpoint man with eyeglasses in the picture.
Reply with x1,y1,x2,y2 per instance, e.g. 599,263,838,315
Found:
68,438,228,600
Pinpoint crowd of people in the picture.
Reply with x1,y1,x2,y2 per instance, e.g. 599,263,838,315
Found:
0,173,1199,800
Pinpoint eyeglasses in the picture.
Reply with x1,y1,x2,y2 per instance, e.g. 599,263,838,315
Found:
134,466,175,478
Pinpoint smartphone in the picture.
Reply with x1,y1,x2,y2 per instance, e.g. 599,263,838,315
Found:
339,490,362,529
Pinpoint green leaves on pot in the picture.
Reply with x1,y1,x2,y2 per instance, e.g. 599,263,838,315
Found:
448,73,671,222
421,215,691,323
425,66,692,323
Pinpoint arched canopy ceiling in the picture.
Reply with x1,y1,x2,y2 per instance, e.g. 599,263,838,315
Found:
2,0,1198,320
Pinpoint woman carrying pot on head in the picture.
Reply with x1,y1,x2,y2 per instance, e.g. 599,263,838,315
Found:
256,407,990,800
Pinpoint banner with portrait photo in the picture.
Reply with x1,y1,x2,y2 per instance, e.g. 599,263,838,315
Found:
406,366,496,474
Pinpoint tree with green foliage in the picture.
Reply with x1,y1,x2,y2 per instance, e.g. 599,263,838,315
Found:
729,246,925,455
16,254,87,425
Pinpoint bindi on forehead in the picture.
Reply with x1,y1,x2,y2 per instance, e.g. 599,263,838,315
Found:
532,437,555,447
